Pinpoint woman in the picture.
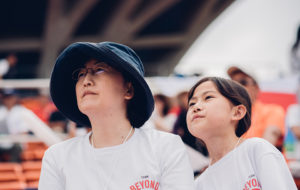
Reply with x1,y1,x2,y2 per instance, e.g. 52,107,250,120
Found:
39,42,194,190
186,77,296,189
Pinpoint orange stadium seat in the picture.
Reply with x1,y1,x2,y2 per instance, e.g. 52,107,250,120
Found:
0,181,27,190
21,161,42,172
0,163,22,173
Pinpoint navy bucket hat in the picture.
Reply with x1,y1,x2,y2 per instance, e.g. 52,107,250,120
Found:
50,42,154,128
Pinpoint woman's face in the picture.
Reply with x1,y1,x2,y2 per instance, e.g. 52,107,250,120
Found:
186,81,235,139
75,59,133,116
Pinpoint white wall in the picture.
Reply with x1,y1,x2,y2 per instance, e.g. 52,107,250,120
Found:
175,0,300,82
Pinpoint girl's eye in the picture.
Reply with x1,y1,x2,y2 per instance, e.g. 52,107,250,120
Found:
188,102,195,107
205,96,213,100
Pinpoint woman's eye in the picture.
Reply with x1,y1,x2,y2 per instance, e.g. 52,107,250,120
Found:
77,71,86,78
94,68,104,74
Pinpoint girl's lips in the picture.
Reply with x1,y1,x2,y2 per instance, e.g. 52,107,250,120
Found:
192,114,205,121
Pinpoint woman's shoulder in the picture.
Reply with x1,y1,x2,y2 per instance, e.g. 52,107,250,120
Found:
137,127,184,149
138,127,181,141
46,134,88,154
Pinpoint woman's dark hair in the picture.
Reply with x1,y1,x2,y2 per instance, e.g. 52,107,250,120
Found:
121,72,140,128
187,77,252,137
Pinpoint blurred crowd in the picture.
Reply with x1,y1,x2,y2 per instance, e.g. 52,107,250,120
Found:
0,64,297,163
0,24,299,185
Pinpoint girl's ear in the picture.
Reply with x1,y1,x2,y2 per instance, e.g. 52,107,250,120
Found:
232,104,247,121
124,82,134,100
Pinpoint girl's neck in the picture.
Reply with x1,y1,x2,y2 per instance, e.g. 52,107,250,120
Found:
88,113,133,148
205,134,242,166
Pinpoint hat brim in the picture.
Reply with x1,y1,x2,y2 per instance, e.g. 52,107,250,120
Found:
227,66,251,79
50,42,154,128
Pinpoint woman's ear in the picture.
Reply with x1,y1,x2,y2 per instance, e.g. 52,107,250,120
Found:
232,104,247,121
124,82,134,100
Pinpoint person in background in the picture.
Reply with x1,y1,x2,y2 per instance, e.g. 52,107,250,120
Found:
146,93,177,132
291,25,300,74
39,41,194,190
285,81,300,160
0,54,18,78
21,88,57,123
0,89,61,162
173,92,196,146
0,88,61,146
187,76,296,189
48,111,68,136
227,66,285,150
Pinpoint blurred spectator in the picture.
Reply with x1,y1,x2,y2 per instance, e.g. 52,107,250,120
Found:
285,81,300,160
0,54,18,78
21,88,57,123
149,94,177,132
173,91,208,156
49,111,68,133
228,66,285,150
67,122,90,138
0,88,61,146
291,25,300,74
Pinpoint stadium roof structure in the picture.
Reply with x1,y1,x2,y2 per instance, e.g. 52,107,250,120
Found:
0,0,233,78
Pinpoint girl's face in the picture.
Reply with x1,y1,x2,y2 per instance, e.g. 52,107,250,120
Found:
75,59,133,116
186,81,236,139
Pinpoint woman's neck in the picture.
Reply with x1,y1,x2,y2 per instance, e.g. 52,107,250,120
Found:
205,134,241,166
88,112,134,148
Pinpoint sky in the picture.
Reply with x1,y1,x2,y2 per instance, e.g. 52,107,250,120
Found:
175,0,300,82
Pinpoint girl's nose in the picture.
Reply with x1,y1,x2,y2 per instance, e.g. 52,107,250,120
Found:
193,102,202,112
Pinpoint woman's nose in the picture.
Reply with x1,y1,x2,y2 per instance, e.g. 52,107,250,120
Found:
83,73,94,87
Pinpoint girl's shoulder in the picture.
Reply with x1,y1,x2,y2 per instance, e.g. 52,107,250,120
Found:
241,137,281,157
244,137,269,144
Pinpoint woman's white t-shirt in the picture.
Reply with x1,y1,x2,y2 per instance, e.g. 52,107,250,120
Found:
39,128,194,190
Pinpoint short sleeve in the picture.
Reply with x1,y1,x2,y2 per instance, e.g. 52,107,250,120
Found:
39,148,65,190
256,146,297,189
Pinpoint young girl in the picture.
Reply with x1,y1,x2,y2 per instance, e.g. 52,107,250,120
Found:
186,76,296,189
38,42,194,190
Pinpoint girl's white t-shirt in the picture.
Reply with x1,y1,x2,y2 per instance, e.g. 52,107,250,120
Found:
195,138,297,190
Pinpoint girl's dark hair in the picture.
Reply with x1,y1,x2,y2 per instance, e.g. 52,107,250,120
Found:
187,77,252,137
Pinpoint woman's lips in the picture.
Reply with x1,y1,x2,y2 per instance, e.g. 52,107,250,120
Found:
82,91,97,98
